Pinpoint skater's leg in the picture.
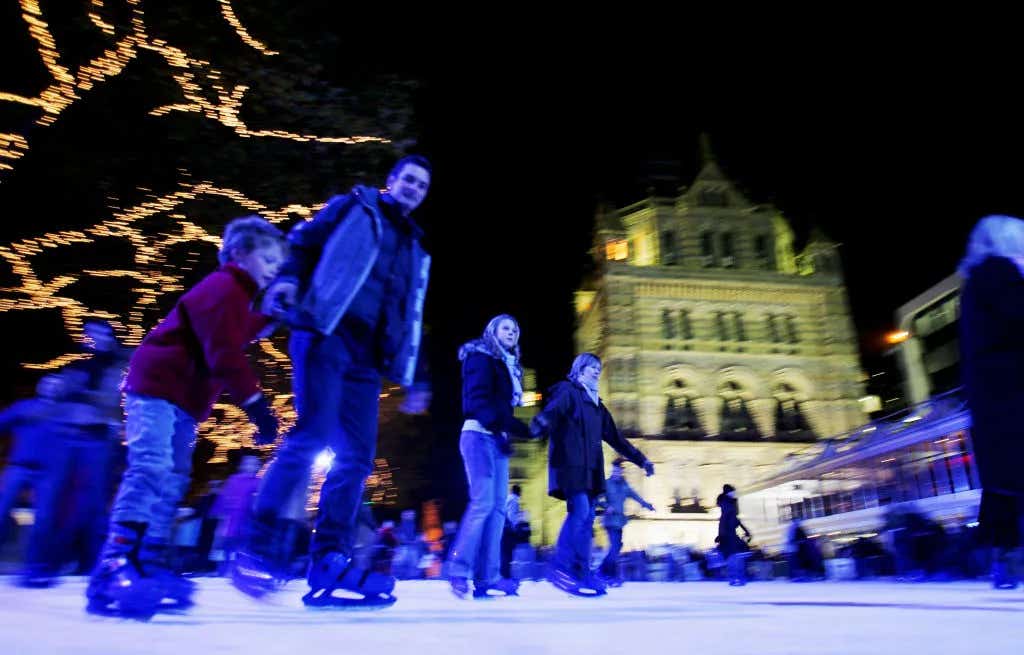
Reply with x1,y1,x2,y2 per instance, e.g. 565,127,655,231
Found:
72,438,117,573
310,357,379,558
233,333,339,598
600,527,622,577
23,440,73,583
253,332,337,526
146,407,196,542
447,431,499,584
475,450,509,588
500,526,514,579
109,396,179,530
86,395,181,612
554,492,589,574
136,405,198,603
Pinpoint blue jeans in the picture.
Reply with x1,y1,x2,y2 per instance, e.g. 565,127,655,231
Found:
599,526,623,576
26,430,118,574
109,395,197,540
255,330,380,557
447,430,509,584
555,492,596,578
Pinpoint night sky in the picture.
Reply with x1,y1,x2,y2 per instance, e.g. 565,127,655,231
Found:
2,3,1021,511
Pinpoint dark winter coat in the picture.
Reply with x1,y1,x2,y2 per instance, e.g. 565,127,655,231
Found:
533,380,648,500
960,255,1024,495
459,343,529,448
277,186,430,387
716,493,748,557
124,263,269,421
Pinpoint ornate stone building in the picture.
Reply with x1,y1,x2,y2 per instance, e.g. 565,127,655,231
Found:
516,156,869,550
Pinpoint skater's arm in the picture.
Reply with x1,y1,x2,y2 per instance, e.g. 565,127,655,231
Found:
183,272,262,406
530,382,571,436
626,484,655,511
275,194,354,289
600,409,651,473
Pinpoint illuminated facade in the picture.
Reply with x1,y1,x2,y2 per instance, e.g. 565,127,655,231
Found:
524,157,869,549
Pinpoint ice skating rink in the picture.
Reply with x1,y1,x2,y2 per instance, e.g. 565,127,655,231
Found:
1,577,1022,655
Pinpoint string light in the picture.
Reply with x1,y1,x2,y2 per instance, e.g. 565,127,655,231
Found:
0,0,389,178
217,0,279,56
0,181,327,459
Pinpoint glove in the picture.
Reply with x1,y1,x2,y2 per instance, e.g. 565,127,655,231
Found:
495,432,514,456
261,280,297,319
529,417,546,439
643,460,655,477
243,395,279,445
507,418,531,440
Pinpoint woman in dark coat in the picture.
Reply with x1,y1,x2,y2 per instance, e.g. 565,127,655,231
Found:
530,353,654,595
959,214,1024,589
716,484,752,586
446,314,529,598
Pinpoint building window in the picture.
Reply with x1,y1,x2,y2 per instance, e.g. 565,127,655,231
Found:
679,309,694,340
786,315,800,343
732,312,747,341
661,231,678,265
767,314,782,343
662,309,675,339
605,239,628,261
700,232,716,267
755,234,774,269
715,311,731,341
721,232,736,268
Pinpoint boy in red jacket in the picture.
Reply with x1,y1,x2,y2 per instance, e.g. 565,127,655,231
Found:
86,216,286,618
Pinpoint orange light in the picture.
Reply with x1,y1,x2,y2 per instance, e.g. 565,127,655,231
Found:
605,239,628,262
885,330,910,345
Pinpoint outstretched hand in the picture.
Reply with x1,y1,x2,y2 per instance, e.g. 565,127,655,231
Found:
643,460,655,477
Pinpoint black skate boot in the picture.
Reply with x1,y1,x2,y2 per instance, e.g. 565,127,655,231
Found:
138,536,196,609
85,522,165,619
547,562,604,597
302,551,396,609
472,577,520,598
230,513,286,598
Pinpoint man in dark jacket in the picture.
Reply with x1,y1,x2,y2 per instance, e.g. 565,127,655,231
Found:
236,155,432,608
530,353,654,596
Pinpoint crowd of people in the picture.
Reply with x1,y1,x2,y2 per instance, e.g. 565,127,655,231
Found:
1,155,1023,619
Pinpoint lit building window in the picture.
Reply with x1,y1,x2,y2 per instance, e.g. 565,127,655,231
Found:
605,239,628,261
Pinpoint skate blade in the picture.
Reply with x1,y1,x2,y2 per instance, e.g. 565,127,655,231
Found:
302,588,397,610
548,577,603,597
231,566,281,599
